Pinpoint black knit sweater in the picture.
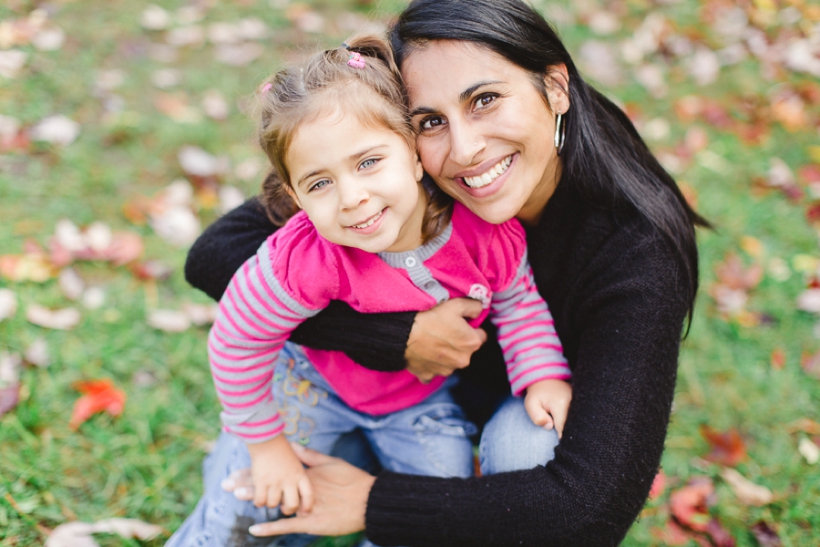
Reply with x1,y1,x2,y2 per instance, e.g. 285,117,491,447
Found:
184,180,688,546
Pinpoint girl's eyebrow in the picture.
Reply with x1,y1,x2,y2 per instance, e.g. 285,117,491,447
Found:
410,80,504,118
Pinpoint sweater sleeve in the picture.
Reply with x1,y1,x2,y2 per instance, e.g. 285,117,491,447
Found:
490,254,570,396
365,234,688,547
208,239,321,443
185,197,415,372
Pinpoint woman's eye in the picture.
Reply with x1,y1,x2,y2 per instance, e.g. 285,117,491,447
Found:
474,93,498,110
419,116,445,132
308,179,330,192
360,158,379,170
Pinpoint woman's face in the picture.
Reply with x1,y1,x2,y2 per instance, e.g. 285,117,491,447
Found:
402,41,568,225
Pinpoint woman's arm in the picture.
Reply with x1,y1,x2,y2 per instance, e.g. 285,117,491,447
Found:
185,198,414,371
365,234,689,547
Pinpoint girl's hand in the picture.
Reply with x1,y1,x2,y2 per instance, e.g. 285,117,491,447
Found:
247,436,313,515
237,443,376,537
405,298,487,383
524,379,573,438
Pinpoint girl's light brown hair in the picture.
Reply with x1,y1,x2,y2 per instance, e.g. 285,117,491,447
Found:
255,34,452,243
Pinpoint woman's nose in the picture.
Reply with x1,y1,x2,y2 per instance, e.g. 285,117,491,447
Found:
448,120,484,166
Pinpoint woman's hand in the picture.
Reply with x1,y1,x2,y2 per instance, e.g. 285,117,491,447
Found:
405,298,487,383
225,443,376,537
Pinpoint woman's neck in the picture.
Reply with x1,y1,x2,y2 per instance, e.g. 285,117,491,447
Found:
517,156,562,227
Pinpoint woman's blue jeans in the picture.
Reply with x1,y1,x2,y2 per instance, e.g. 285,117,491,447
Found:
165,345,559,547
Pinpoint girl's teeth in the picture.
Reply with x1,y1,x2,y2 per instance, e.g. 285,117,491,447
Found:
352,210,382,229
464,156,512,188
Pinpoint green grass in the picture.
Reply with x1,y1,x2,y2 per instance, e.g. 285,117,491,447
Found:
1,1,819,546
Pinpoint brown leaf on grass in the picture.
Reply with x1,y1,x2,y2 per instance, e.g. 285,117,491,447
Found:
154,92,202,123
130,260,174,281
720,468,773,506
0,253,57,282
750,521,781,547
650,518,693,546
26,305,81,330
801,350,820,379
770,91,808,132
705,518,736,547
785,418,820,435
670,477,714,532
45,518,163,547
700,425,747,466
770,348,786,370
715,253,763,290
69,379,126,430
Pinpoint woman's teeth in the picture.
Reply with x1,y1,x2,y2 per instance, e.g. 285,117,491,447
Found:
351,209,383,229
463,156,512,188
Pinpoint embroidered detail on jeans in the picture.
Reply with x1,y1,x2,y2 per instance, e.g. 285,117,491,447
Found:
282,359,327,407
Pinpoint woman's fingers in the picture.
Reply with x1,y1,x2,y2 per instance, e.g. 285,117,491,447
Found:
250,515,310,537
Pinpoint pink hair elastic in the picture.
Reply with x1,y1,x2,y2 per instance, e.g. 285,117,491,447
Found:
261,83,272,93
347,52,366,69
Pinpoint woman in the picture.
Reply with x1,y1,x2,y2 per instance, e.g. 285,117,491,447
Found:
180,0,707,545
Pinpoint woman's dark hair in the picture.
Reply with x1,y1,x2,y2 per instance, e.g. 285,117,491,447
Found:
390,0,709,328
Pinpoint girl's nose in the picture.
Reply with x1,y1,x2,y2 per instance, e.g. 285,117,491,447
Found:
338,179,369,210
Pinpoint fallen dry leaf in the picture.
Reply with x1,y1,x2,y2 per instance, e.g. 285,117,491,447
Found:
650,518,692,546
58,268,84,300
750,521,782,547
801,350,820,379
798,438,819,464
154,92,202,123
670,477,714,532
131,260,174,281
202,89,229,120
46,518,163,547
0,253,57,282
140,4,171,31
796,288,820,313
0,49,28,79
219,185,245,214
649,469,666,500
147,309,191,332
0,288,18,321
24,337,50,368
29,115,81,146
0,352,22,418
720,468,773,506
769,348,786,370
81,287,106,310
69,379,127,430
26,305,81,330
786,418,820,435
700,425,747,467
182,302,218,326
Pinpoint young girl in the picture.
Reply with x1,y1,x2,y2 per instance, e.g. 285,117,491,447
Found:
208,34,571,523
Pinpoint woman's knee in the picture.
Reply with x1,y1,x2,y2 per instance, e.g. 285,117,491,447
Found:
478,396,560,475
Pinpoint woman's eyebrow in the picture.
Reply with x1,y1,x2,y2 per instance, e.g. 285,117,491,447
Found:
410,80,504,118
459,80,503,102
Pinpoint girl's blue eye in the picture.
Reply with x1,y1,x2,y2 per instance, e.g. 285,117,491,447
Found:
360,158,379,170
308,179,330,192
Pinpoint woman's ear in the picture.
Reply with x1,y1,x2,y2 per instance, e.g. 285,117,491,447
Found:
543,64,570,115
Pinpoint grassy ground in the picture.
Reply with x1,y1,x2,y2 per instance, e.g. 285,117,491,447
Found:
1,0,819,546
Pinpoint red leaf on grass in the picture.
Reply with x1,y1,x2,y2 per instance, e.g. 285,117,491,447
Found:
706,518,736,547
649,469,666,499
801,351,820,379
770,348,786,370
751,521,781,547
670,477,714,532
69,379,126,430
650,518,693,546
0,385,20,418
715,253,763,290
700,425,747,466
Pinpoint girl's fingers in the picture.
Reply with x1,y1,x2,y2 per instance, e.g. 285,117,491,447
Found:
551,407,568,439
266,485,283,509
298,476,314,514
253,484,268,508
280,483,300,516
524,396,550,427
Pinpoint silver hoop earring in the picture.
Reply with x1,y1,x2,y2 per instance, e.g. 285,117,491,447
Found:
554,112,566,155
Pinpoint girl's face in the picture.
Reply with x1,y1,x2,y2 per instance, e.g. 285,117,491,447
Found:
402,41,569,225
285,108,426,253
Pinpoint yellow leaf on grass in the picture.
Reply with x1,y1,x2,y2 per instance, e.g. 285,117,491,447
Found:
740,236,764,259
809,146,820,164
0,254,57,283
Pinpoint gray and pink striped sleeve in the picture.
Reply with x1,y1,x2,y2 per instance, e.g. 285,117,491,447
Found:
490,251,571,396
208,241,319,443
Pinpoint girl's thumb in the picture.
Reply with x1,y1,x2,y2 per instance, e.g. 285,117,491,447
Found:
290,442,332,466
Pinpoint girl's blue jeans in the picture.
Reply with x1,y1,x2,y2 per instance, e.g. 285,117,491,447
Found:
166,343,559,547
